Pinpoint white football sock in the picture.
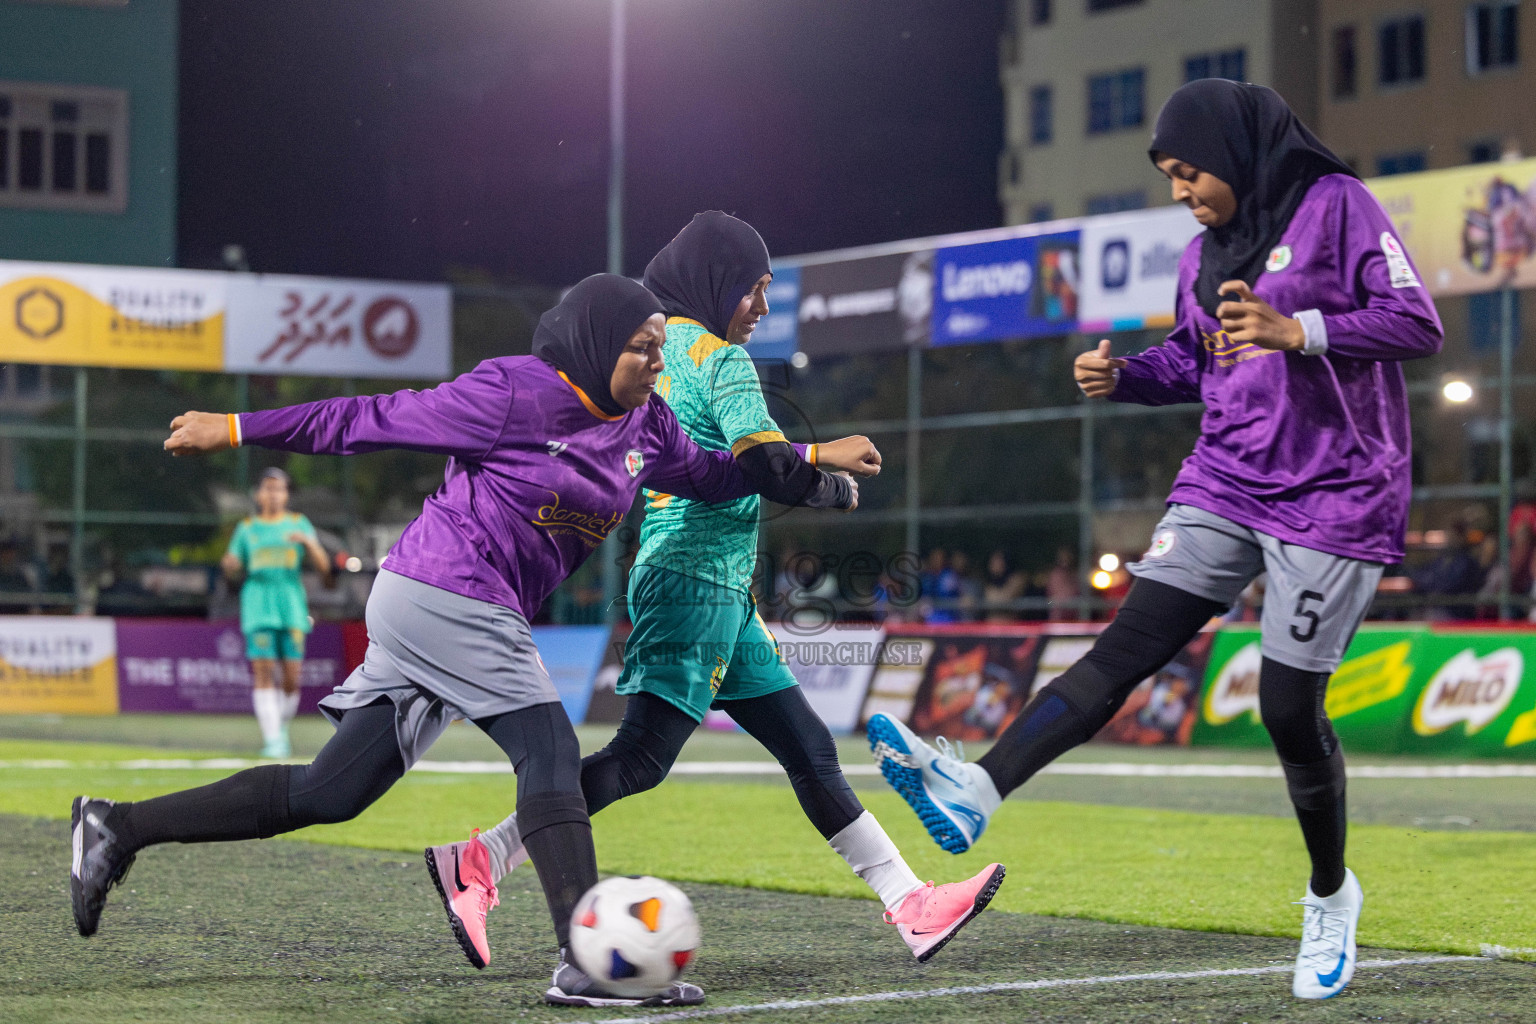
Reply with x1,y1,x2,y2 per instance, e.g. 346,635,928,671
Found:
828,811,924,911
281,689,300,723
966,763,1004,815
252,687,284,744
477,812,530,884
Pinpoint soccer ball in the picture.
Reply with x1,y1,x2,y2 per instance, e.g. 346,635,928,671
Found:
568,875,701,998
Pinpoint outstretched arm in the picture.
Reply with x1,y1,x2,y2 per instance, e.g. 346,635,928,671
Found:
165,361,516,460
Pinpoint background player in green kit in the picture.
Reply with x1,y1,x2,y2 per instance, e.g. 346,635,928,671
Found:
427,213,1004,971
222,467,333,757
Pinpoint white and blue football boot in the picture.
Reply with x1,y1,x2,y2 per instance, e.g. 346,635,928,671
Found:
866,714,1000,854
1291,868,1363,999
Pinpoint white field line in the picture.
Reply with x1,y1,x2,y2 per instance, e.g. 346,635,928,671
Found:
3,758,1536,779
601,956,1483,1023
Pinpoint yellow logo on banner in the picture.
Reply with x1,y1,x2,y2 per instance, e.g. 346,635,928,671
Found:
0,274,224,371
1505,706,1536,748
0,618,119,716
1324,641,1414,719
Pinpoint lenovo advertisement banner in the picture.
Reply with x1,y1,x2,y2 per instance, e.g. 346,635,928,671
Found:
796,251,933,356
225,274,451,380
930,231,1081,345
1077,206,1200,333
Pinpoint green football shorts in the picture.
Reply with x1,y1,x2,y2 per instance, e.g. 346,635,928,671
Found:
616,564,798,721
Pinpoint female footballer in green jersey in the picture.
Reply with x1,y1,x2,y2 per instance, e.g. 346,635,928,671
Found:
223,467,333,757
427,213,1003,972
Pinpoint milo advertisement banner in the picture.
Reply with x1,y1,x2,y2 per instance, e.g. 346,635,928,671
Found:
1194,624,1536,756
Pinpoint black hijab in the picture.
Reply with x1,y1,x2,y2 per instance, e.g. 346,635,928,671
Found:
641,211,772,340
532,274,662,417
1148,80,1357,318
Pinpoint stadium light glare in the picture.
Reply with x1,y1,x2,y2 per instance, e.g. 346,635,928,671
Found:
790,351,809,370
1443,379,1474,403
1097,553,1120,572
1090,569,1113,590
345,556,363,572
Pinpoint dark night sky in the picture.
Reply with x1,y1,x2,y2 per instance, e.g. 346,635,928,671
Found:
177,0,1007,287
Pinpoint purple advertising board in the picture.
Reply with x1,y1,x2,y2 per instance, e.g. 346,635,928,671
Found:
116,619,347,714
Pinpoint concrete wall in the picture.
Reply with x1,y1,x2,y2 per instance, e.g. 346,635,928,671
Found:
0,0,178,267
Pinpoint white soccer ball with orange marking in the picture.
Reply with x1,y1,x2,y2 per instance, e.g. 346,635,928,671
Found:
568,875,701,998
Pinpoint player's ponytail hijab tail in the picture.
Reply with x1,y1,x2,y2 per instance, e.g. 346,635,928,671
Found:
1148,79,1357,318
533,274,664,417
641,211,772,340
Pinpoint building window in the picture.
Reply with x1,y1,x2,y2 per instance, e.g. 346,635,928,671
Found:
1084,191,1146,215
1184,48,1246,83
1087,68,1145,134
1467,2,1520,74
1332,26,1359,97
1378,15,1427,86
0,81,127,214
1468,139,1502,163
1376,150,1428,175
1087,0,1143,11
1028,202,1055,223
1029,85,1053,144
1030,0,1052,26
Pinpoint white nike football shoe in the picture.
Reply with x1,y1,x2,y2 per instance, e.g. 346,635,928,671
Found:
1292,868,1363,999
866,714,999,854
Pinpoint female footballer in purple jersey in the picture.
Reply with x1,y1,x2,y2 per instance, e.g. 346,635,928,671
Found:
867,80,1442,1000
68,274,857,1009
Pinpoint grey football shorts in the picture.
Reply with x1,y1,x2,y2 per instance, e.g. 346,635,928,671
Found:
1127,504,1384,673
319,568,558,768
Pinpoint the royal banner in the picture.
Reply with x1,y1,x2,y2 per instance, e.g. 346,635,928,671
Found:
116,619,345,715
1368,158,1536,297
0,615,118,715
0,260,226,371
225,274,451,380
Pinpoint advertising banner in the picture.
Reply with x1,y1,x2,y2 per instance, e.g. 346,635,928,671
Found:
1095,629,1212,746
226,274,451,380
904,632,1042,741
797,251,933,356
583,621,632,725
1368,157,1536,298
1406,632,1536,756
778,626,885,735
530,625,608,726
930,231,1081,345
1077,206,1200,333
860,634,935,730
0,260,226,371
116,620,345,714
748,265,799,363
0,616,118,715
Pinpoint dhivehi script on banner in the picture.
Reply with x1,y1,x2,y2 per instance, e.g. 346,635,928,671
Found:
0,616,118,715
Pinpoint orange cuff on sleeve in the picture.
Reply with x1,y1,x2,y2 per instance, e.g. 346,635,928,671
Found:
808,444,818,466
227,413,241,448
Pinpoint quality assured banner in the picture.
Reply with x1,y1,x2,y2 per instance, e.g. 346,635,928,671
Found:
0,615,118,715
225,274,451,380
0,260,226,371
930,231,1081,345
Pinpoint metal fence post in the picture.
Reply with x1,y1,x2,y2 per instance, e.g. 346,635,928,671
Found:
1498,286,1515,620
905,344,923,560
71,367,87,613
1077,397,1095,620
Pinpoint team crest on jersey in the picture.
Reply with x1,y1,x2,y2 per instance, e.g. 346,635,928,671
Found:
1265,245,1292,272
1146,530,1176,558
624,449,645,478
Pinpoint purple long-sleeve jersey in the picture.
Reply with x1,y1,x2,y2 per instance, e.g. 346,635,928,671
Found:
238,356,758,618
1112,174,1443,564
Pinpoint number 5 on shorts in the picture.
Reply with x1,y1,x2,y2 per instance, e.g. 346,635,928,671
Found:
1290,589,1324,643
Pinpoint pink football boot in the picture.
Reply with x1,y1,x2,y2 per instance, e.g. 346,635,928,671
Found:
885,863,1006,962
424,833,500,969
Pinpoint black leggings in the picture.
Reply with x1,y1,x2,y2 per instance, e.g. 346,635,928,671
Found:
582,689,865,839
107,697,596,946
